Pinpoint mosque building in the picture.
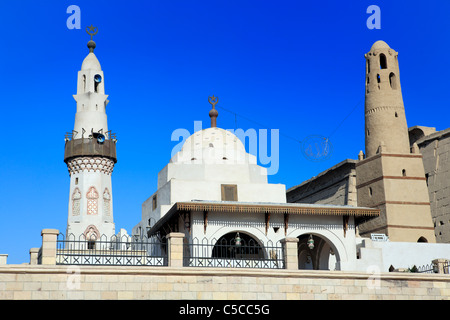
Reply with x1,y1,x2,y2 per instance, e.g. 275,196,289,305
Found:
131,96,379,271
60,31,450,272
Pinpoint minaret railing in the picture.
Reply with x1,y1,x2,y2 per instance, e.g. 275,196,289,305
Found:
64,136,117,163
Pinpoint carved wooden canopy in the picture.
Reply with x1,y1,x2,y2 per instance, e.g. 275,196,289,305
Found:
147,201,380,237
173,201,380,217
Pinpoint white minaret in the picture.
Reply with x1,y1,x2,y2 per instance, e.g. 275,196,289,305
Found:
64,26,117,243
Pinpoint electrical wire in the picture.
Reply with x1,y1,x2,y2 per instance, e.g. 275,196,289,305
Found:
216,98,363,144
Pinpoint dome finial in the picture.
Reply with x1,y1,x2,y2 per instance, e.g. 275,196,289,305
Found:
208,96,219,128
86,25,98,53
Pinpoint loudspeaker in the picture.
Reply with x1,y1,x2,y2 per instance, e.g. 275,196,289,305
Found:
94,74,102,83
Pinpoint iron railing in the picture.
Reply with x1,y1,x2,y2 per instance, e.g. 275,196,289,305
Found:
56,233,167,266
64,138,117,163
183,237,284,269
416,263,438,274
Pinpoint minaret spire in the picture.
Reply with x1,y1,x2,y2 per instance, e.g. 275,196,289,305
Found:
86,25,98,53
208,95,219,128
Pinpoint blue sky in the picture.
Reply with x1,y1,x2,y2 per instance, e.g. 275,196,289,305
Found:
0,0,449,264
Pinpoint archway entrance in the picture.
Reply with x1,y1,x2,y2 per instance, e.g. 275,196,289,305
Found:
297,234,338,270
212,232,264,259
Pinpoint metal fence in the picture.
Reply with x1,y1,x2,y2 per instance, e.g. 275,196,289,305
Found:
416,263,437,274
56,233,167,266
64,137,117,163
183,237,284,269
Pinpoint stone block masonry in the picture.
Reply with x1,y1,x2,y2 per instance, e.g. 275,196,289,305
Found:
0,264,449,300
416,129,450,243
5,230,447,301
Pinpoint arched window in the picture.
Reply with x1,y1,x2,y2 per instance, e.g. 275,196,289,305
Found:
389,72,397,89
152,195,157,211
72,188,81,216
86,186,99,215
417,237,428,243
94,74,102,93
380,53,387,69
82,75,86,93
103,188,111,216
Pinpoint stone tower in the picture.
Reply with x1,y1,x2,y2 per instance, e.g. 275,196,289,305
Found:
356,41,436,243
63,29,117,242
364,41,410,157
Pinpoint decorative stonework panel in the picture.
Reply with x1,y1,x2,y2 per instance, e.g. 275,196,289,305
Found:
86,186,99,215
72,188,82,216
83,224,100,241
103,188,111,216
66,157,115,176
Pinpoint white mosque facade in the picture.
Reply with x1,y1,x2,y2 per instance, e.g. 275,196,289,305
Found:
131,102,381,271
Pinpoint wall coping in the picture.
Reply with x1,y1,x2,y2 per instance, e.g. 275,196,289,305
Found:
41,229,60,236
0,264,449,282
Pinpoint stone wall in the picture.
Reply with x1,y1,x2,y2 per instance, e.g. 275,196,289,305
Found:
414,128,450,243
2,230,450,301
287,159,357,207
0,264,449,300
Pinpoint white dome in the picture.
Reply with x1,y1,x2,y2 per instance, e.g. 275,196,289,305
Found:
81,52,101,71
171,127,255,164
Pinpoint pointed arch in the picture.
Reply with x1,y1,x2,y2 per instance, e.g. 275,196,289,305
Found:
84,225,100,241
418,236,428,243
84,225,100,249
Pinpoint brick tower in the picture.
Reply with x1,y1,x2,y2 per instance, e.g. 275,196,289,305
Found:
356,41,435,243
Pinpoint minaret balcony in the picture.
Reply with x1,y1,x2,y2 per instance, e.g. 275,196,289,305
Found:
64,137,117,163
